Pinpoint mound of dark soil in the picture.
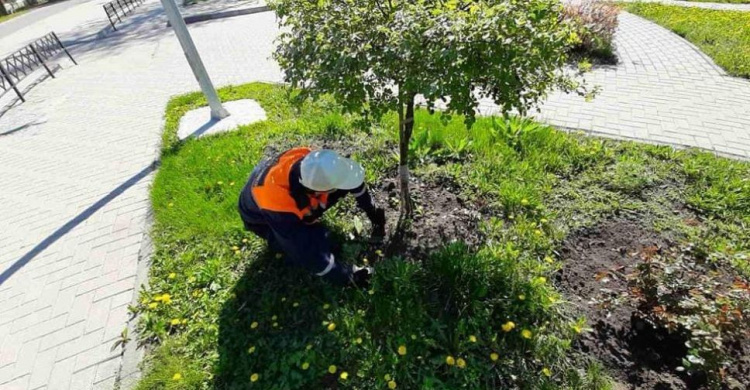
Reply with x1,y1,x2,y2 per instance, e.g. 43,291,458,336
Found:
558,218,749,390
371,175,486,260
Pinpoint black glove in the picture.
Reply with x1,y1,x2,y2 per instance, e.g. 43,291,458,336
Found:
367,208,386,239
350,265,373,289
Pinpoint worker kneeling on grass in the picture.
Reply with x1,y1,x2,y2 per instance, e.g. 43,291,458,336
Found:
238,147,386,287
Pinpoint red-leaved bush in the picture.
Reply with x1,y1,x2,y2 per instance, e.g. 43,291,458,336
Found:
563,0,620,62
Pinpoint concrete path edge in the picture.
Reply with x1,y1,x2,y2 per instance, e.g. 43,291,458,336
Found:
166,4,271,26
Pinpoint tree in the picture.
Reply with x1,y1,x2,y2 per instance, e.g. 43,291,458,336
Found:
272,0,586,225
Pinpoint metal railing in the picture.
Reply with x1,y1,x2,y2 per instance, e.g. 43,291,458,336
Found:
0,32,77,103
103,0,145,30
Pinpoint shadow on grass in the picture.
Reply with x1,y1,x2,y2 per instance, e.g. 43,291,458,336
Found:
214,248,350,388
213,240,539,388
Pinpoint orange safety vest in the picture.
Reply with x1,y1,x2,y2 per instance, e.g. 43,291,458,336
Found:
251,147,329,220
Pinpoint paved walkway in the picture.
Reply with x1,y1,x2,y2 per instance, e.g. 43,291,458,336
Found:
0,2,281,389
1,4,749,390
480,12,750,159
0,0,95,40
612,0,750,12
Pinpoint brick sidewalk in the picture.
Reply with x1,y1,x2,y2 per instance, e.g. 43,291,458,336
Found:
480,12,750,159
610,0,750,12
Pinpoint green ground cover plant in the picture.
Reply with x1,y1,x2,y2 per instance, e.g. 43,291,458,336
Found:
625,3,750,78
133,83,749,389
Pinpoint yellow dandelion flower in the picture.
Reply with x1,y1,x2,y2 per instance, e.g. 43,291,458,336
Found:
544,256,554,263
272,322,278,328
521,329,533,339
573,325,583,334
540,218,548,224
229,181,236,186
250,373,259,382
355,337,363,344
181,319,188,324
188,276,196,283
328,365,337,374
542,367,552,377
172,373,182,381
271,315,277,321
148,302,158,309
251,321,258,329
231,245,239,251
161,294,172,304
375,249,383,257
235,250,241,255
384,374,391,381
490,352,499,361
170,319,181,326
457,358,466,368
521,198,529,206
327,322,336,331
306,344,313,350
534,229,543,236
502,321,516,332
445,356,455,366
168,272,176,279
217,181,223,186
323,303,330,309
362,258,369,264
248,346,256,354
469,335,477,343
388,380,397,389
168,202,174,207
301,362,310,370
536,276,547,284
518,294,526,301
242,238,248,243
398,345,407,356
340,371,348,380
368,289,375,295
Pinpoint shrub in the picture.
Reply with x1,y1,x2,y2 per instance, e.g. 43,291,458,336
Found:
563,0,620,63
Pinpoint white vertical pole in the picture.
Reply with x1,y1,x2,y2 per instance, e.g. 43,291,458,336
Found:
160,0,229,120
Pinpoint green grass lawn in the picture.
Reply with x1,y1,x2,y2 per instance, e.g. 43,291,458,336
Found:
134,83,749,389
0,9,28,24
625,3,750,78
683,0,750,3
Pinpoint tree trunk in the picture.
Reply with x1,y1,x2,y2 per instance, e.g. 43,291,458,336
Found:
397,93,415,228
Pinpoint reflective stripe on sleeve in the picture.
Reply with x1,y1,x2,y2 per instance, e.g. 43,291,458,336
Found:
316,254,335,276
352,186,367,197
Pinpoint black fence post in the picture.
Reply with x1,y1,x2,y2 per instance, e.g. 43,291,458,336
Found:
51,32,77,66
28,44,55,78
0,63,24,103
104,4,118,30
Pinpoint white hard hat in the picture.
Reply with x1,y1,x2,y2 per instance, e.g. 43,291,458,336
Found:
299,150,364,192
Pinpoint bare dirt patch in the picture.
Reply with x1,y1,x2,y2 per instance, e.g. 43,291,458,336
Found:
558,218,750,389
558,218,686,389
